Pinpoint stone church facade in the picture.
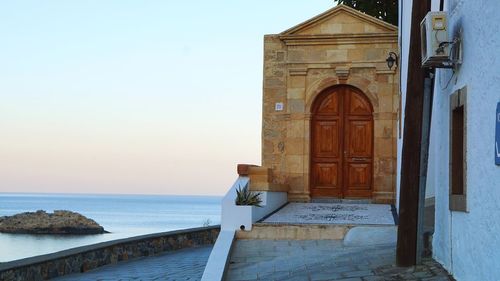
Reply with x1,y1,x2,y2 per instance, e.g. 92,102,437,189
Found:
247,5,398,204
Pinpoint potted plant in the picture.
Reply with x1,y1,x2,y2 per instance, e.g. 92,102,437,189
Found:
235,185,262,207
221,179,266,231
222,185,262,231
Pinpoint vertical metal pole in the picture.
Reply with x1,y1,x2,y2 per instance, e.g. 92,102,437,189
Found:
416,76,434,264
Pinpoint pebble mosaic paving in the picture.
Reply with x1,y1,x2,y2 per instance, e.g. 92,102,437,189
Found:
263,203,396,225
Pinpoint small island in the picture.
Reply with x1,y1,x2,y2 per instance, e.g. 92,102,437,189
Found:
0,210,108,235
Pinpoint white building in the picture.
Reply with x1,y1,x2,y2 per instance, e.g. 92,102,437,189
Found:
398,1,500,280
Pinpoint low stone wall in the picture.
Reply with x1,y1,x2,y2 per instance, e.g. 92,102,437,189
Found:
0,226,220,281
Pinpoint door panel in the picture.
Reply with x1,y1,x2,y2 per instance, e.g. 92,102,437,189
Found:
314,121,340,158
312,162,342,197
346,120,373,158
313,163,339,187
317,92,340,114
348,91,372,115
311,86,373,199
311,119,342,196
345,163,372,190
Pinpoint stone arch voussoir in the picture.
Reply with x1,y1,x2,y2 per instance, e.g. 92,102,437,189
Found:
305,76,379,113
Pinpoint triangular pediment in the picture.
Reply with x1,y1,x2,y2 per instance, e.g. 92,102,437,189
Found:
281,4,397,36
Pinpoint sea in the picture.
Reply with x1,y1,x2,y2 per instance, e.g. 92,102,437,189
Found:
0,193,222,262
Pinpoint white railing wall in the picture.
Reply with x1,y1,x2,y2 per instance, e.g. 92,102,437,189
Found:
221,176,287,231
202,176,287,281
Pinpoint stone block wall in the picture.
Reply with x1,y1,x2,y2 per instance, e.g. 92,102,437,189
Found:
260,5,399,203
0,226,220,281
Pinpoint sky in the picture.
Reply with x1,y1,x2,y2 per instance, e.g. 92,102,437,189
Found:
0,0,335,196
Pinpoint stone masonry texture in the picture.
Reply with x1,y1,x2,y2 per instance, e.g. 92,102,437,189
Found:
257,5,399,203
52,245,212,281
0,226,219,281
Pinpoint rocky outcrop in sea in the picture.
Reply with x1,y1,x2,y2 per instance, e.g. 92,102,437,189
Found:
0,210,107,234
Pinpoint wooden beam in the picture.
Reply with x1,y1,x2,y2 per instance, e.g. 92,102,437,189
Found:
416,76,434,264
396,0,432,266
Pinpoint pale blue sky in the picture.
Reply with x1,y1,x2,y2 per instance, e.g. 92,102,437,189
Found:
0,0,335,195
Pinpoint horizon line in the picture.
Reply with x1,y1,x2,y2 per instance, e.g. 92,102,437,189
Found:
0,191,224,198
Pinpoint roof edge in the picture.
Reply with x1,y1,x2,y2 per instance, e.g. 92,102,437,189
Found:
280,4,397,35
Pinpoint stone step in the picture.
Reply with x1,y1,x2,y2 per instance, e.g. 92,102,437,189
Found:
310,198,373,204
236,223,352,240
236,223,398,243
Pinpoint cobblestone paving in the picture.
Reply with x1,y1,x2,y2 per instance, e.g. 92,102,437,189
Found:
53,245,212,281
226,240,454,281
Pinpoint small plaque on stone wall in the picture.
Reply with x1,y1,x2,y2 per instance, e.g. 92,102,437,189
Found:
275,102,284,111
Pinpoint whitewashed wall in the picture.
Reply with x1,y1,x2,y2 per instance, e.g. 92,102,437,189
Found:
396,0,413,212
432,1,500,280
399,0,500,280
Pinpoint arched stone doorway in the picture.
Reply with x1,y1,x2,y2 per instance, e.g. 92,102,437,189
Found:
310,85,374,199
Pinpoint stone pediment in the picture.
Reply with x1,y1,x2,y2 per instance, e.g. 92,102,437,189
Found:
281,4,397,36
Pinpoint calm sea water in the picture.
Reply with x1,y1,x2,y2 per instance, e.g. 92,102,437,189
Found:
0,193,221,262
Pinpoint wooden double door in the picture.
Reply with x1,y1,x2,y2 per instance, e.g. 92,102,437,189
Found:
310,85,374,198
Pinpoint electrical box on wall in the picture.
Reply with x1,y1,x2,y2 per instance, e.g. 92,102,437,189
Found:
420,12,451,67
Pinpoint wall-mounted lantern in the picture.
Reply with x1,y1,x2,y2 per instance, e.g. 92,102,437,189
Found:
386,52,398,70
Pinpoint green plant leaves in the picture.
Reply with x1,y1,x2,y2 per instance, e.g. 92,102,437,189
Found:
235,185,263,207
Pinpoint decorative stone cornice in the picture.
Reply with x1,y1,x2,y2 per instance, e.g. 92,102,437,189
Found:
287,61,385,67
272,113,291,121
289,68,308,76
376,69,397,75
289,113,310,120
279,33,397,46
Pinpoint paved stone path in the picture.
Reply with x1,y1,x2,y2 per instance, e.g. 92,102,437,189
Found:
53,245,212,281
226,240,453,281
263,203,395,225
